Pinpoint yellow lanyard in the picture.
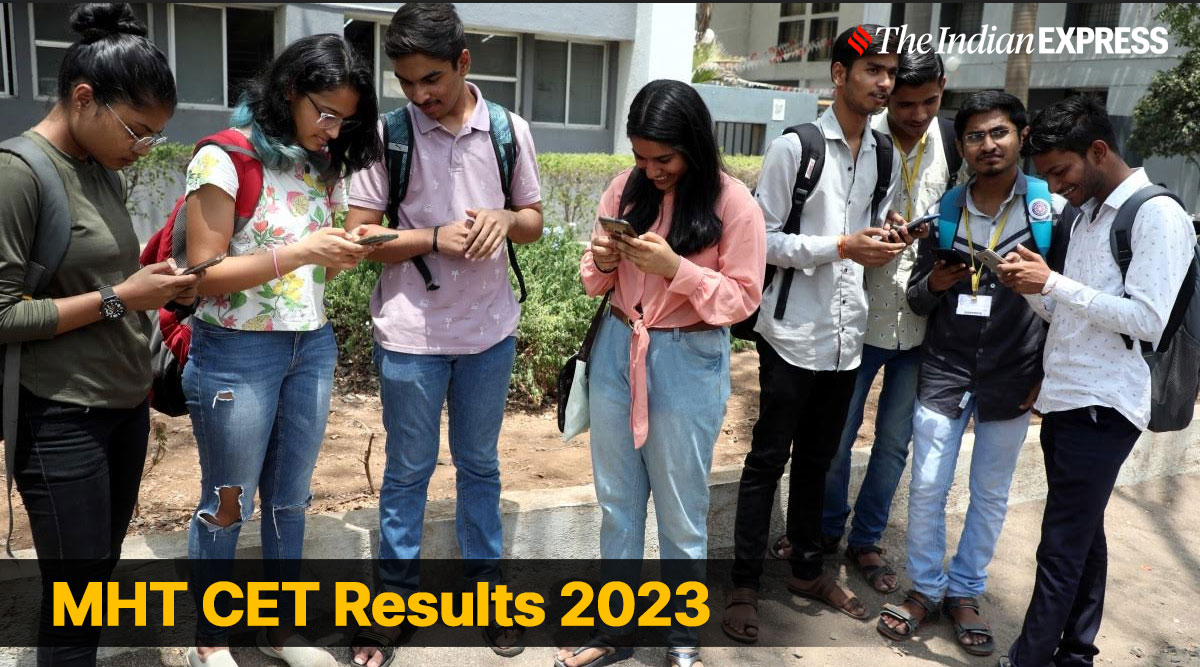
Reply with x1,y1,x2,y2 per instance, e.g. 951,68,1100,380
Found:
962,198,1016,296
898,131,929,221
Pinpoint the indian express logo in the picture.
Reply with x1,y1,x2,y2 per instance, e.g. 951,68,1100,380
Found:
878,24,1170,56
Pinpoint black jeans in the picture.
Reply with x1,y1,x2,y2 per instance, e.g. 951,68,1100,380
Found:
1008,406,1140,667
14,389,149,667
731,340,857,588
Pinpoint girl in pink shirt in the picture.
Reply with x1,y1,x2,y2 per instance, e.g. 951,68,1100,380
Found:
558,80,765,667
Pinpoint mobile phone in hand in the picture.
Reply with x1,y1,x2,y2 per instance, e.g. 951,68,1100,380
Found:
357,233,399,246
974,248,1008,271
598,216,637,238
935,248,968,267
903,212,940,235
182,253,226,275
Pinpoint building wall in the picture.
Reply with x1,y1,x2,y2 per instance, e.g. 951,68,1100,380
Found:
696,83,819,155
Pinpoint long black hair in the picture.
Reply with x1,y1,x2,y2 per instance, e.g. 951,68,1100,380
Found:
623,80,724,257
235,33,382,182
58,3,176,110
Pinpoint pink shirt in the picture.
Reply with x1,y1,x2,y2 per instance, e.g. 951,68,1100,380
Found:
350,83,542,354
581,169,766,447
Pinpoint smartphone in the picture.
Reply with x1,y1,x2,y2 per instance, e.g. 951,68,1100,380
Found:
903,212,940,235
974,248,1008,271
357,233,399,246
598,216,637,238
182,253,226,275
935,248,968,267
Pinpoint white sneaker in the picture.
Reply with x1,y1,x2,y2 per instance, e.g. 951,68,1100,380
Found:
186,647,238,667
257,631,337,667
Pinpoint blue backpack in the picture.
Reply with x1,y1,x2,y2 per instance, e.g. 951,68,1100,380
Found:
935,174,1056,257
380,101,526,302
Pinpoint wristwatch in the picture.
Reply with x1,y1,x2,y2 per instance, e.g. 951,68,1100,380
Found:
98,285,126,321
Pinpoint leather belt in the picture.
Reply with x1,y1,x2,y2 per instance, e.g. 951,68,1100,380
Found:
609,305,721,333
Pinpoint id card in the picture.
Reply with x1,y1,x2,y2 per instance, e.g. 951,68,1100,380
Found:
956,294,993,317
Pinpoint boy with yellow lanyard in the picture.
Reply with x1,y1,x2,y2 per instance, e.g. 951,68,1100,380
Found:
876,91,1068,657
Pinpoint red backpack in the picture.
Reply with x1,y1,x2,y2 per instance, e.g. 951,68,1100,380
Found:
139,129,263,416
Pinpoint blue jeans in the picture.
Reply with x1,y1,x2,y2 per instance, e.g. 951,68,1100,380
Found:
183,320,337,642
906,397,1030,601
374,336,516,594
589,314,729,647
822,344,921,547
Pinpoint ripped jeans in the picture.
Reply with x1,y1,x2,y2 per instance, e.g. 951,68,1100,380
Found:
182,320,337,644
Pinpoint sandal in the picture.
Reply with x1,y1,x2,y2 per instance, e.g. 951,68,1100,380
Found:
483,620,526,657
876,589,940,641
943,596,995,657
350,628,397,667
666,647,703,667
553,633,634,667
844,544,900,594
787,572,868,620
768,534,839,560
720,587,759,644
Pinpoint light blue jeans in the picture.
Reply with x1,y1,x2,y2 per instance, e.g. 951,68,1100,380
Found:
183,320,337,642
822,343,921,547
906,396,1030,601
374,336,516,594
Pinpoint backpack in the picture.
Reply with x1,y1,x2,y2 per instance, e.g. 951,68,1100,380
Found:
1102,185,1200,432
730,123,894,341
935,174,1057,257
139,130,264,417
938,117,963,190
381,101,527,302
0,135,120,556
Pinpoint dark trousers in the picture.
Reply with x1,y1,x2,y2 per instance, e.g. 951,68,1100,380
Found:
731,340,857,588
1008,406,1140,667
14,389,150,667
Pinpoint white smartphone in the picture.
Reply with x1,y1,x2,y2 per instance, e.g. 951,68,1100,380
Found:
974,248,1008,271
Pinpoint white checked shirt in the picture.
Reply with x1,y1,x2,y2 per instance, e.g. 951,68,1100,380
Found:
1026,169,1195,430
754,106,900,371
862,114,953,351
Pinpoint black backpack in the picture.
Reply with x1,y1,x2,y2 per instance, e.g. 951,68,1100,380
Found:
730,123,894,341
0,136,120,556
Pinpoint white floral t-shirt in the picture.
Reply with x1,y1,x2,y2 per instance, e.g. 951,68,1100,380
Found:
185,143,346,331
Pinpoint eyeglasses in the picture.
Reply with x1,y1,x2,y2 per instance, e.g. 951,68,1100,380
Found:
962,127,1014,146
105,103,167,155
306,94,360,132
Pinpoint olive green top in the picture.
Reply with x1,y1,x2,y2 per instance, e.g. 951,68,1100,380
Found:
0,130,151,408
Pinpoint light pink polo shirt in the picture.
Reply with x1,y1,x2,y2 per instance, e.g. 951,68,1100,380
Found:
350,83,542,354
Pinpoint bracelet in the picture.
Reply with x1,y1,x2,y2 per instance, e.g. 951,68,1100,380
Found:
432,226,441,253
271,247,282,279
597,263,617,274
837,235,848,260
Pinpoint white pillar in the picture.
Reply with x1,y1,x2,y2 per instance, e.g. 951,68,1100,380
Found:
612,3,697,154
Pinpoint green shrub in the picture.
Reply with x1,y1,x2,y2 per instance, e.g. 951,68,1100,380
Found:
325,260,384,392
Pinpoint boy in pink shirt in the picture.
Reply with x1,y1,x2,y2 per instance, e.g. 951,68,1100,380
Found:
344,4,542,664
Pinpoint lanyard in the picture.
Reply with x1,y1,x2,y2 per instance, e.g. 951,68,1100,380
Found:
898,131,929,221
963,198,1016,296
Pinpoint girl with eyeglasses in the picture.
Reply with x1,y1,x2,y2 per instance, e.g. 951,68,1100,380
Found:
0,4,199,665
180,33,382,667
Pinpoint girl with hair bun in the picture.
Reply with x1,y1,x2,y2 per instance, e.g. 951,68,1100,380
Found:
0,3,196,665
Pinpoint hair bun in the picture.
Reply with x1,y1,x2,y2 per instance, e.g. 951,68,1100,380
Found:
70,3,147,43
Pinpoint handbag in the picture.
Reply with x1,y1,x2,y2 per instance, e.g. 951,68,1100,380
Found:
556,291,611,441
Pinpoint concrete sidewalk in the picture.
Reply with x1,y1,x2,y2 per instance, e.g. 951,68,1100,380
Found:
4,470,1198,666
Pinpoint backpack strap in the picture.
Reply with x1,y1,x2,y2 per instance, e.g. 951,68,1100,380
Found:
1111,184,1184,351
1023,175,1054,257
936,184,968,250
771,123,826,321
382,107,438,292
0,136,78,558
938,117,962,190
870,129,894,223
169,130,264,266
484,100,527,304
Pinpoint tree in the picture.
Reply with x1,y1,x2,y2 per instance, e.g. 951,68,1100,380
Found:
1129,3,1200,171
1004,4,1039,107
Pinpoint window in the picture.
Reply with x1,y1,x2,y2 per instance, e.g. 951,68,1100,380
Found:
1065,3,1121,30
776,3,840,64
940,3,983,36
466,32,519,112
32,3,149,98
532,39,606,127
715,121,766,157
170,5,274,107
1,4,13,96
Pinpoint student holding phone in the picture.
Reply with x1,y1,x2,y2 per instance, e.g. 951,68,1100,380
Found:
180,34,381,667
561,79,765,667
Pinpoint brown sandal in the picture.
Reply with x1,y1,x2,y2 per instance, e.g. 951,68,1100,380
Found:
845,544,900,594
720,587,759,644
787,573,868,620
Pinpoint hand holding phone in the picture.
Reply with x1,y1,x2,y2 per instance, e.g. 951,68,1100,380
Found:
974,248,1008,271
904,212,940,235
935,248,968,267
357,233,399,246
182,253,226,275
598,216,637,239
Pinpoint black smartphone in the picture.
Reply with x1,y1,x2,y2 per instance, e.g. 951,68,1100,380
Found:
903,212,940,235
357,233,399,246
598,216,637,238
182,253,226,275
935,248,968,267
